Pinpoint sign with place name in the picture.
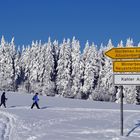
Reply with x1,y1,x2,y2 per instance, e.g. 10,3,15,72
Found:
114,74,140,85
105,47,140,59
104,47,140,136
113,61,140,72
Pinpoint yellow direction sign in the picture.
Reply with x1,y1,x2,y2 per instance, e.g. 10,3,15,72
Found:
113,61,140,72
105,47,140,59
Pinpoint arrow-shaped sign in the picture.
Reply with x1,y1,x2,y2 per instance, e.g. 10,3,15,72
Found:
113,60,140,72
105,47,140,59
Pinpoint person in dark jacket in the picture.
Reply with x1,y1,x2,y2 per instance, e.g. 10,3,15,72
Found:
0,92,7,108
31,93,40,109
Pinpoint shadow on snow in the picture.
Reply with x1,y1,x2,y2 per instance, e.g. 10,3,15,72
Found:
126,120,140,137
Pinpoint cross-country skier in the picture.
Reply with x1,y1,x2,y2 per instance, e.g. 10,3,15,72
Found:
31,93,40,109
0,92,8,108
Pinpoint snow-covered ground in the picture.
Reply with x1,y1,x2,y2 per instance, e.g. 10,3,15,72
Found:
0,92,140,140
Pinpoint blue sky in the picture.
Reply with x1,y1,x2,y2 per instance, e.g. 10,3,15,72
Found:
0,0,140,49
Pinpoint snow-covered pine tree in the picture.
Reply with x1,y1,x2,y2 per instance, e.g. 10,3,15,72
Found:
71,37,82,98
20,39,55,95
20,41,41,93
29,40,45,93
56,39,72,97
97,40,115,101
81,42,99,99
0,36,18,91
117,40,124,48
51,40,59,94
121,38,136,104
123,86,136,104
18,45,30,92
10,38,21,91
41,37,55,96
92,44,104,100
14,46,24,90
126,38,133,47
26,41,39,92
80,40,90,99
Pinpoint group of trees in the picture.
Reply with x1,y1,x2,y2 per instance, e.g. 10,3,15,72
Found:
0,36,140,104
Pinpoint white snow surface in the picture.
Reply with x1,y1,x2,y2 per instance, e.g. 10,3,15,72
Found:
0,92,140,140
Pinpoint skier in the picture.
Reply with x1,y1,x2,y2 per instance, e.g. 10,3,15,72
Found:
31,93,40,109
0,92,8,108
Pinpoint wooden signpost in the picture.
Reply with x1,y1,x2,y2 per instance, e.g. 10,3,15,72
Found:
105,47,140,136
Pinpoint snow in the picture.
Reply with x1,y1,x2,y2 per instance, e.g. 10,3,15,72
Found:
0,92,140,140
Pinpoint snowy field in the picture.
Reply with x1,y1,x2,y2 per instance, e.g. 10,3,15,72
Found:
0,92,140,140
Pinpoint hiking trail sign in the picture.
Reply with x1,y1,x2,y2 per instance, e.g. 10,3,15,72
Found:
113,60,140,72
105,46,140,136
114,74,140,85
105,47,140,59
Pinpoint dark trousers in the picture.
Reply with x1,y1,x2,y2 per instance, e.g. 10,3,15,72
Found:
31,102,40,109
0,102,6,108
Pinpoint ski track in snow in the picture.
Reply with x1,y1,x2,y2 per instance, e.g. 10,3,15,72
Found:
7,105,140,113
47,107,140,113
0,106,140,140
0,110,17,140
10,106,140,140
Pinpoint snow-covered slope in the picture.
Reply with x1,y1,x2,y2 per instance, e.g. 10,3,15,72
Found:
0,92,140,140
